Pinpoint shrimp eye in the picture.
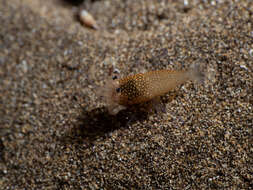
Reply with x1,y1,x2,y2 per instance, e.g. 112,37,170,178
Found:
116,87,121,93
112,75,118,80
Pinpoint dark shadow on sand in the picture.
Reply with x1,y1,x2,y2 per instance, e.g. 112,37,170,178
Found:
61,0,101,7
59,91,178,147
59,106,149,146
61,0,84,6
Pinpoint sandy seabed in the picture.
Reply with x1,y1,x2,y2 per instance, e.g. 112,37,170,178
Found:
0,0,252,189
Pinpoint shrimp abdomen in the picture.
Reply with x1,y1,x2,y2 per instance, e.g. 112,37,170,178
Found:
143,70,189,98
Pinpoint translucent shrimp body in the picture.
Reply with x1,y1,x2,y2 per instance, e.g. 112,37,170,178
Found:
118,70,191,105
99,65,204,115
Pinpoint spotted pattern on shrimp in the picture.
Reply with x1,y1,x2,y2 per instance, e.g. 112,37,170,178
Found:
118,74,149,104
99,64,205,115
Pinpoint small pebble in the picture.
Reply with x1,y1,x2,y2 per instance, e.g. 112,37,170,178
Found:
249,49,253,57
79,10,99,30
184,0,189,6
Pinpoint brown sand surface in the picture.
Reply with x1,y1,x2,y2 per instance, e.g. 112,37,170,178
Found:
0,0,252,189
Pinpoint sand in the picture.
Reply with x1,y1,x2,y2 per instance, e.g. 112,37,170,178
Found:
0,0,252,189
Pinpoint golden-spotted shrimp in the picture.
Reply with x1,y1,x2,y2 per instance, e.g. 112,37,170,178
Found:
98,65,205,115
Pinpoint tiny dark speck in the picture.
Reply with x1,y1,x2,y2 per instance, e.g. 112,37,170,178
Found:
116,88,121,93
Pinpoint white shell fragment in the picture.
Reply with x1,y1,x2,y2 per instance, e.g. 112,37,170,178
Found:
79,10,99,29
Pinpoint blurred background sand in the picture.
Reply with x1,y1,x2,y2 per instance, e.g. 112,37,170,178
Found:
0,0,252,189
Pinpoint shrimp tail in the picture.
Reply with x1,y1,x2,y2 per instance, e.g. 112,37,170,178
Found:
188,64,205,84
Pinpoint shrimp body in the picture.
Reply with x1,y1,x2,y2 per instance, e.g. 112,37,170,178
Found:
117,70,189,105
99,65,204,115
